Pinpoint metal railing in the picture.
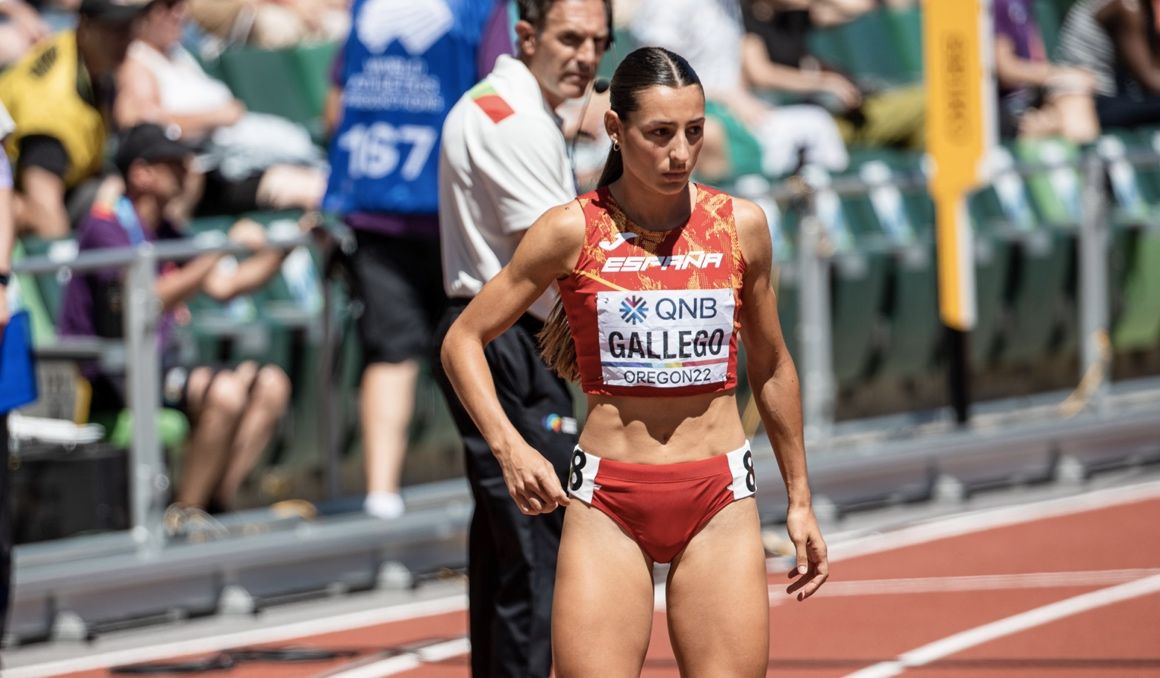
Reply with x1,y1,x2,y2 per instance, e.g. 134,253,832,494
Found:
11,226,330,554
11,147,1158,551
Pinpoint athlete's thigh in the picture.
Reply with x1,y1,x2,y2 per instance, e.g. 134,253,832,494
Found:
665,498,768,677
553,501,655,678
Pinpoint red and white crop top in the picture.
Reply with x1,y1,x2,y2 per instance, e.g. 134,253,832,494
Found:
557,184,747,397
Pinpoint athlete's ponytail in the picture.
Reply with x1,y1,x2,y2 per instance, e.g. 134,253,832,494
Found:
538,299,581,382
596,47,703,188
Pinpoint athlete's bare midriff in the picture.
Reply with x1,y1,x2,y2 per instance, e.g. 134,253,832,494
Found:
577,390,748,464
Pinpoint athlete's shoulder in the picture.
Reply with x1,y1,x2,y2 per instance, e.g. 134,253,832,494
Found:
729,195,767,231
538,198,589,236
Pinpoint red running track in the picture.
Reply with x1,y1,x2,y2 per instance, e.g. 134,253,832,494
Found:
27,485,1160,678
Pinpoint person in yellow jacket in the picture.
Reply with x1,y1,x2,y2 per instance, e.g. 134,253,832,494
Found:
0,0,152,239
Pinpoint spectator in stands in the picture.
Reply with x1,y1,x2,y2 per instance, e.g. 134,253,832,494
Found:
58,124,293,518
631,0,847,181
0,0,50,68
0,0,149,240
324,0,506,521
188,0,347,50
1056,0,1160,129
0,101,15,645
116,0,326,221
993,0,1099,142
740,0,926,149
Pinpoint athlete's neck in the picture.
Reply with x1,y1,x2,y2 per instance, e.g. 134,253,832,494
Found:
608,176,695,233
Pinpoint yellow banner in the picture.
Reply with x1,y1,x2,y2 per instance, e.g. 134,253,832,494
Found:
924,0,995,330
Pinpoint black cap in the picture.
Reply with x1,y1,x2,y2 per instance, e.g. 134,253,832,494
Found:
79,0,153,23
115,124,193,177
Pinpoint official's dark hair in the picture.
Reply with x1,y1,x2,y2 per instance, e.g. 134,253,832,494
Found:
539,47,703,381
596,47,702,188
517,0,613,36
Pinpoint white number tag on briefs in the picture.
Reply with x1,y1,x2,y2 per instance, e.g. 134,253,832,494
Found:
596,289,734,389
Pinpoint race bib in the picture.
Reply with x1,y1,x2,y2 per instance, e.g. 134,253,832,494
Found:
596,289,734,389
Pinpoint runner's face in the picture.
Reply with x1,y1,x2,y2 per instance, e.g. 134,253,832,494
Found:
520,0,609,109
615,85,705,195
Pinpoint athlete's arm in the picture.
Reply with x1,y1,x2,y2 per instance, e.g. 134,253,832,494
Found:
441,201,585,515
735,197,829,601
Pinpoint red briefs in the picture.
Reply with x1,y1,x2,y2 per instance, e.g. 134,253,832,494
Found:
566,444,756,563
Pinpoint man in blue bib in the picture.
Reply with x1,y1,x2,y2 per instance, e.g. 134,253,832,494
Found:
324,0,505,521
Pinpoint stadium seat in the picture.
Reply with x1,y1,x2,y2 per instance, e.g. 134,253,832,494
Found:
989,141,1078,367
817,9,918,88
855,159,941,380
598,26,639,80
1032,0,1064,57
885,7,924,83
966,181,1019,370
1111,229,1160,352
218,47,319,134
800,167,888,387
292,41,341,122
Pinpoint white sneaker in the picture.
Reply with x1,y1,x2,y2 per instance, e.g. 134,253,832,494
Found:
364,492,405,520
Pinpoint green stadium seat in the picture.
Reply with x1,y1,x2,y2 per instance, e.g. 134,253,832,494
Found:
966,175,1022,369
822,9,918,88
218,47,319,133
1032,0,1064,58
798,167,887,387
292,42,341,121
808,24,855,74
987,140,1079,367
1088,132,1157,351
855,159,941,380
1112,230,1160,352
885,7,924,82
10,240,58,345
599,26,639,80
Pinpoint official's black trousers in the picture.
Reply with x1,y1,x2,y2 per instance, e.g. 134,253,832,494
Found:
1,413,11,647
433,301,576,678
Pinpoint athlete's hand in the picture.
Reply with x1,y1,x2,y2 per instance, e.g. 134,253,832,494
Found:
785,505,829,601
495,443,571,515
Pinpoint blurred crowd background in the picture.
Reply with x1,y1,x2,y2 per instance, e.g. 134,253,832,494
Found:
6,0,1160,543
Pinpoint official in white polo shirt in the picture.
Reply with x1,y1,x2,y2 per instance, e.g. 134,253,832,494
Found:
434,0,610,675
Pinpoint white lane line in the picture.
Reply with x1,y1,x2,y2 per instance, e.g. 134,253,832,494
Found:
766,479,1160,571
13,481,1160,677
322,637,471,678
767,568,1160,600
3,596,467,678
841,573,1160,678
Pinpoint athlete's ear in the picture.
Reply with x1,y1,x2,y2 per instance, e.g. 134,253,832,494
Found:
604,109,622,147
515,20,537,59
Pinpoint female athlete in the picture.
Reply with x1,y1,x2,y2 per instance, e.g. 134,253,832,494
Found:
440,46,828,676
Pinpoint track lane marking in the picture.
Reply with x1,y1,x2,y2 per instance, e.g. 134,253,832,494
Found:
3,597,467,678
11,480,1160,677
767,568,1160,600
841,573,1160,678
799,480,1160,566
316,637,471,678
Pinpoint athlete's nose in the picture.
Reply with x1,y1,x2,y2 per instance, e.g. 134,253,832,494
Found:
670,136,690,169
